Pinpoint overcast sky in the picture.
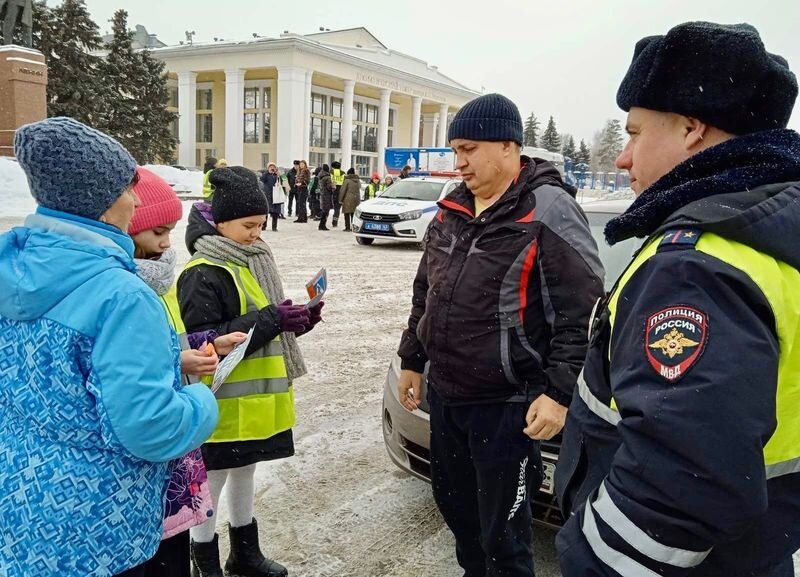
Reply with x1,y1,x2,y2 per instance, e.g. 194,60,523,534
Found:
76,0,800,144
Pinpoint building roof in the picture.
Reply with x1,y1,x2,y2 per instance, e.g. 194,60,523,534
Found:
148,27,479,99
102,24,166,50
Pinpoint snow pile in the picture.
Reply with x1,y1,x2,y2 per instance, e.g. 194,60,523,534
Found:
143,164,203,196
0,157,35,219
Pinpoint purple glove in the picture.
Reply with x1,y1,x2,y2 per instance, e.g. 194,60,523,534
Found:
276,299,310,333
297,301,325,336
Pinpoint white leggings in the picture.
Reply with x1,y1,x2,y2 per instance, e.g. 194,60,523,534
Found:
190,463,257,543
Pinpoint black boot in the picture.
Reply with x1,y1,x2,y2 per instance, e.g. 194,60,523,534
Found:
318,216,329,231
225,519,287,577
191,535,224,577
331,217,338,228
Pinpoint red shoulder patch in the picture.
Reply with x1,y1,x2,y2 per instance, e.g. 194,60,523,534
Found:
645,306,708,382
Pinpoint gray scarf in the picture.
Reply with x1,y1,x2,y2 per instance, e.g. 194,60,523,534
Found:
194,235,307,381
135,248,177,296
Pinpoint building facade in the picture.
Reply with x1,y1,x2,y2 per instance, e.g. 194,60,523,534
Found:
152,27,479,175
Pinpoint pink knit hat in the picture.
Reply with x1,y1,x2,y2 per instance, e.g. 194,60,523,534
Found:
128,167,183,235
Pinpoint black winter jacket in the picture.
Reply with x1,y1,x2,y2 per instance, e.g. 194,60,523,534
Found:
317,170,334,212
179,204,281,357
398,157,604,405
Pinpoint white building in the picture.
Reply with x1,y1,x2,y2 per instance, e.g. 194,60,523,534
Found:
151,27,480,175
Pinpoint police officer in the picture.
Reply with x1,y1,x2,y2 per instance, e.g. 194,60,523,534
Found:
329,160,345,227
555,22,800,577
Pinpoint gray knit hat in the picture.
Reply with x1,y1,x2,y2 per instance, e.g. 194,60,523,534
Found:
14,117,137,220
447,93,523,146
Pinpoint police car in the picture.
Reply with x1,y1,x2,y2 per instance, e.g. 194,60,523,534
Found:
352,176,462,246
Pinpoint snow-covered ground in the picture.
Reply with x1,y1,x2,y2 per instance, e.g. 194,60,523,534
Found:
0,161,797,576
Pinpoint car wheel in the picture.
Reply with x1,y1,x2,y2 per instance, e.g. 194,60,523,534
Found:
356,236,374,246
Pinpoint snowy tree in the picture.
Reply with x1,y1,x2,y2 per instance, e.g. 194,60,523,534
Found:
523,113,539,148
541,116,561,153
29,0,106,124
576,139,592,166
595,119,624,171
561,134,577,160
101,9,176,163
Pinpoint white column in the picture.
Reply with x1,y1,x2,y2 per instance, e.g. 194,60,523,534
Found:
276,66,309,168
302,70,313,161
178,71,197,166
377,89,391,175
421,112,438,147
224,68,245,167
341,79,355,170
437,103,449,147
410,96,422,147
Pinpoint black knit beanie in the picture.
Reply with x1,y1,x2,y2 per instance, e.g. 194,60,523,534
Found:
210,166,269,224
447,93,523,146
618,22,797,135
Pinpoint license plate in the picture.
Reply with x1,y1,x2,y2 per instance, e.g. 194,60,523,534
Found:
365,222,391,232
540,460,556,495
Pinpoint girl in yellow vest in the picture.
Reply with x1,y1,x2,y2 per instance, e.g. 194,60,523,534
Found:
178,166,324,577
129,167,248,577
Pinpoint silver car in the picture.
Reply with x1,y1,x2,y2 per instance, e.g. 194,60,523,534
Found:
382,198,639,529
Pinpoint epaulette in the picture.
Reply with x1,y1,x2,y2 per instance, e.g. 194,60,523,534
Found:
657,228,702,252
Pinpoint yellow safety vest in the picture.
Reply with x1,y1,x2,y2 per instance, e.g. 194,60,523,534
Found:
581,231,800,479
366,183,381,199
160,285,200,386
183,256,295,443
332,169,345,187
202,170,214,199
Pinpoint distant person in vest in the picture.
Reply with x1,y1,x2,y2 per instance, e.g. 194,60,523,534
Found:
178,166,325,577
555,22,800,577
0,118,219,577
329,160,345,227
202,157,227,200
363,172,382,200
129,166,248,577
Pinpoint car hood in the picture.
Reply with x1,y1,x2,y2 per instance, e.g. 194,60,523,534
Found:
360,198,438,214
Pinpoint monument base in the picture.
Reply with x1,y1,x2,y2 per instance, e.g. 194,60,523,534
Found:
0,45,47,157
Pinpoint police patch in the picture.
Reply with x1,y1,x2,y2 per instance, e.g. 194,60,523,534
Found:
645,306,708,381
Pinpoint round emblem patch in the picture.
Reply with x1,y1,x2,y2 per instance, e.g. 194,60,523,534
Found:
645,306,708,381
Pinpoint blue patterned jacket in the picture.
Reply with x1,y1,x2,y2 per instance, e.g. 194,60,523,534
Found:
0,208,219,577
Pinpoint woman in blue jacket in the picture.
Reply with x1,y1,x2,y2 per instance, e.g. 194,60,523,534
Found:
0,118,219,577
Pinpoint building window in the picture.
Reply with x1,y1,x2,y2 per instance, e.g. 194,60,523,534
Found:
389,108,395,127
330,121,341,148
331,97,343,119
365,104,378,124
197,113,213,143
196,148,217,167
310,117,326,148
244,87,259,109
263,112,271,144
388,128,393,148
309,152,326,169
354,155,373,177
352,124,362,150
311,93,326,116
261,153,270,169
169,117,179,139
353,102,363,122
263,87,272,109
197,89,213,110
168,86,178,108
244,113,258,143
364,126,377,153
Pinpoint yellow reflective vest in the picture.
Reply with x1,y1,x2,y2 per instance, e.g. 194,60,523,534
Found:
331,169,345,187
183,256,294,443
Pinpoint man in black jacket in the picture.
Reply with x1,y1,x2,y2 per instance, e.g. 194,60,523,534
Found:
555,22,800,577
397,93,604,577
286,160,299,217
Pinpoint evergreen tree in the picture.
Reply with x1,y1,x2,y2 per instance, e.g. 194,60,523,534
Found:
541,116,561,153
561,134,577,160
523,113,539,148
30,0,106,124
576,139,592,166
102,9,176,163
596,119,624,171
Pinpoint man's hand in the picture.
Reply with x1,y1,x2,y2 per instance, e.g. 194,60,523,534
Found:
213,332,248,356
524,394,567,440
180,348,219,377
398,370,424,412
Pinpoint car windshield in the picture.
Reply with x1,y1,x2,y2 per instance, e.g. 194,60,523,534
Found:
585,210,642,291
379,180,445,201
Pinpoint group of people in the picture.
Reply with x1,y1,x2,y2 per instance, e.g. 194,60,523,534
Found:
397,21,800,577
0,118,323,576
204,158,399,234
1,18,798,577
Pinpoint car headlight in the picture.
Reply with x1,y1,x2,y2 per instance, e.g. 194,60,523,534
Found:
354,208,362,219
398,210,423,221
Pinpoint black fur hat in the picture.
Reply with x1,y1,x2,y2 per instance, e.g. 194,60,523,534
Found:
617,22,797,135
